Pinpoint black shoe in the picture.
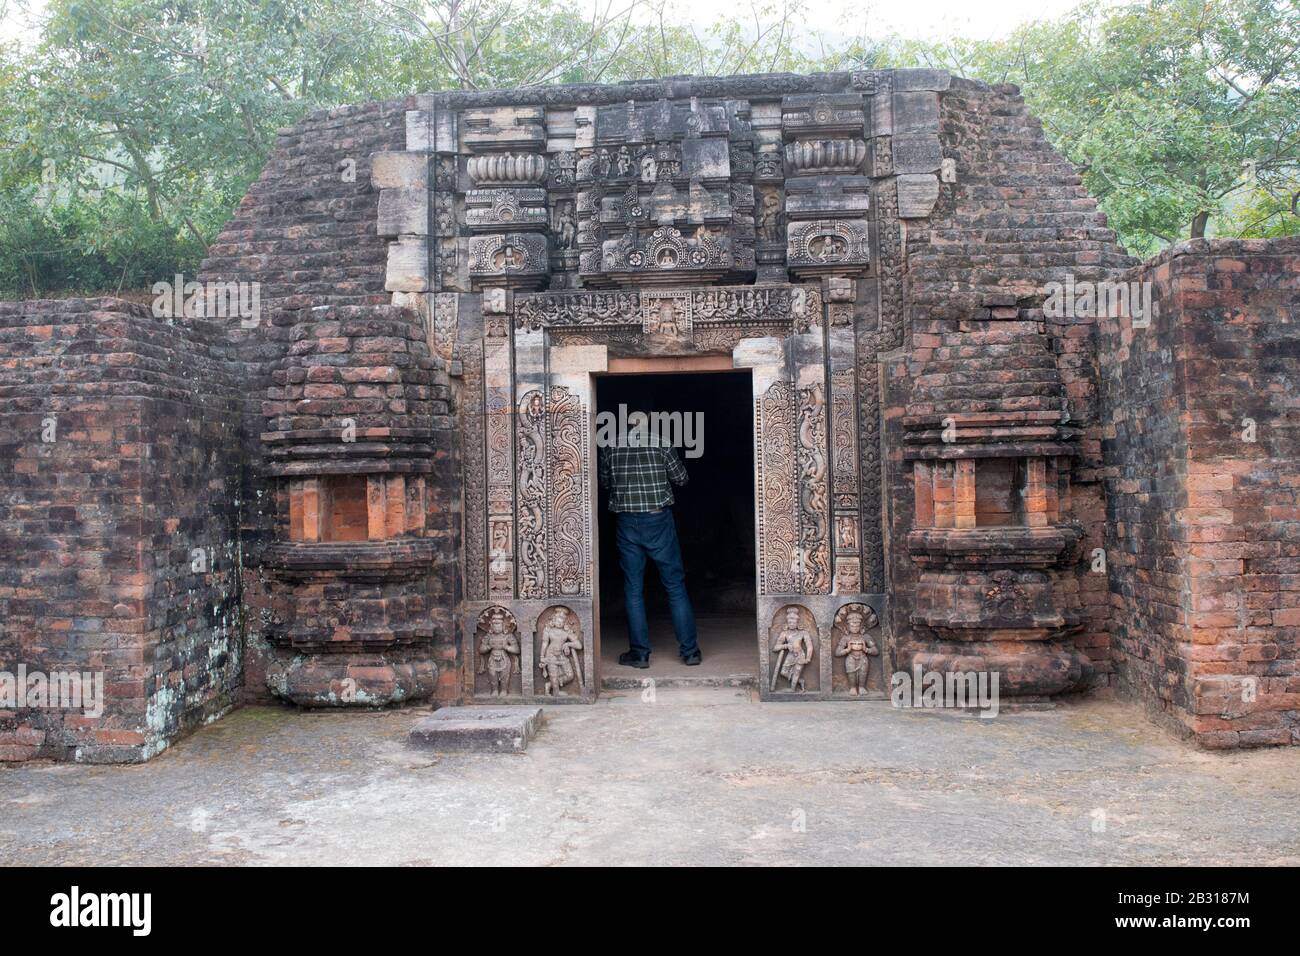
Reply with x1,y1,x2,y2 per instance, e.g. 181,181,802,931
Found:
680,650,702,666
619,651,650,669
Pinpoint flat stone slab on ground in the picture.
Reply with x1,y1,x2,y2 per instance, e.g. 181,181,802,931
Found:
408,705,544,753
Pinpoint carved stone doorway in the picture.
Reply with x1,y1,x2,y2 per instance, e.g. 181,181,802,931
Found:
594,367,758,686
457,285,887,705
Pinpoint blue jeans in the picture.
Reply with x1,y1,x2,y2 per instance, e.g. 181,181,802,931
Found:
615,510,698,658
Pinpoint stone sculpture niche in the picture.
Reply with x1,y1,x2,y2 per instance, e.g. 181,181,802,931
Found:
535,606,586,697
475,606,521,698
768,604,819,693
832,603,880,696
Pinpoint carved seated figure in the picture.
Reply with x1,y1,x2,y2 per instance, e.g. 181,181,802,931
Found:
834,605,879,696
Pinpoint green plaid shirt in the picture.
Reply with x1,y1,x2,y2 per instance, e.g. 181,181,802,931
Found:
598,444,690,512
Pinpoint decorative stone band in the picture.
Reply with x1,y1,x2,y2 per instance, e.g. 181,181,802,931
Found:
907,526,1081,569
466,153,548,186
262,427,440,476
465,188,548,232
513,283,824,331
901,411,1080,460
909,571,1069,641
263,539,438,581
783,138,867,175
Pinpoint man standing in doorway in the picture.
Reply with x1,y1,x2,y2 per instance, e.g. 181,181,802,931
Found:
599,417,701,668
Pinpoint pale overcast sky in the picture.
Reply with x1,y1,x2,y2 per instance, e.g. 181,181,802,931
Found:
1,0,1094,47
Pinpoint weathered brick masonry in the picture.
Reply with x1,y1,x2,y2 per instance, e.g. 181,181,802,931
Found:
1100,238,1300,747
0,298,242,761
195,100,461,707
1,73,1296,761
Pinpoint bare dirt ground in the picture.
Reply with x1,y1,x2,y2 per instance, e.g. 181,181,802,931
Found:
2,690,1297,866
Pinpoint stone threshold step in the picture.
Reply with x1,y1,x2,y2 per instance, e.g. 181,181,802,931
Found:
601,673,757,690
407,705,544,753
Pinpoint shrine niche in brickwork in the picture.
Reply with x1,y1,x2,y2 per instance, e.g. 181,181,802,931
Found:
475,606,521,697
536,606,585,697
832,603,880,696
769,605,819,693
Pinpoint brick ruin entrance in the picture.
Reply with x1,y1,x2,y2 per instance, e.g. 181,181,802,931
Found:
374,73,1100,706
5,69,1296,762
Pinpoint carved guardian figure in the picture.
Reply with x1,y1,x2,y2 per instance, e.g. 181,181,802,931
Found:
538,608,585,696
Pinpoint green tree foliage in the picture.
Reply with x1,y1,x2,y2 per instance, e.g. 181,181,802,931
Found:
880,0,1300,256
0,0,1296,293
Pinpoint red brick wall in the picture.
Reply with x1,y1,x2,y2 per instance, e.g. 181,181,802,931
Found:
1100,237,1300,746
0,298,242,762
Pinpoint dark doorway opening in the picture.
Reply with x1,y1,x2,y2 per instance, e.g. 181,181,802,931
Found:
595,370,756,684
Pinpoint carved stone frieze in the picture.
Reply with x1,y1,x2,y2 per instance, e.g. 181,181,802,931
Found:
512,284,822,332
787,219,870,274
757,381,798,595
465,188,548,232
797,383,831,594
547,385,590,597
601,225,731,281
462,342,488,601
468,233,549,289
516,389,547,598
831,364,860,491
781,94,866,138
516,291,641,331
693,285,819,328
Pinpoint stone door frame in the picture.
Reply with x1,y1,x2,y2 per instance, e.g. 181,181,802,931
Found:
456,286,889,703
